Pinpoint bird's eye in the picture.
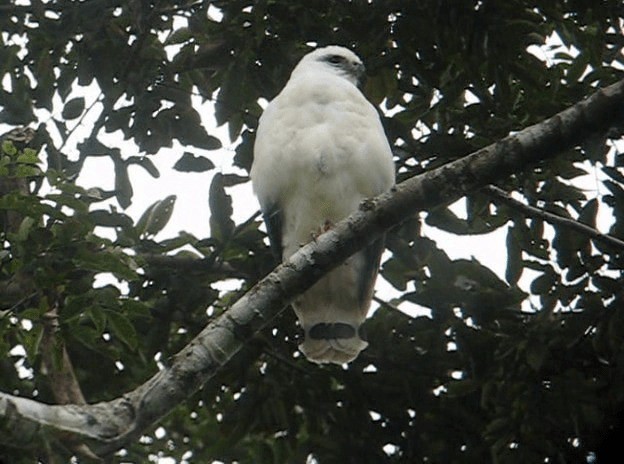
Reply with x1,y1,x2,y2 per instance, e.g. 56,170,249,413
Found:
327,55,343,64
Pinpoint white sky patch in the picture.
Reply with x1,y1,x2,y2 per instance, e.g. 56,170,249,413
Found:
207,4,224,22
93,272,130,295
527,31,581,66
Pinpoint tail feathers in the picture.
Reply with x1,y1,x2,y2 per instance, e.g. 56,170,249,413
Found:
299,322,368,364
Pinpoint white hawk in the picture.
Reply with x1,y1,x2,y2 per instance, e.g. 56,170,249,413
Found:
251,45,395,364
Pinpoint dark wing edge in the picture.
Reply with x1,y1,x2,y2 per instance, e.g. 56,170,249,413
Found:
262,202,284,263
357,235,386,309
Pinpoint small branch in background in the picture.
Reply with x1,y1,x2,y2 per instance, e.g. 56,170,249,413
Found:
141,254,250,278
41,304,103,462
41,304,86,405
0,284,37,314
261,346,309,375
484,185,624,252
59,92,104,153
373,295,404,313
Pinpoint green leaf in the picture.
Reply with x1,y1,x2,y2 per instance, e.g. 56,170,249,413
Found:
73,249,138,281
16,149,40,165
20,325,43,362
220,173,248,187
157,231,199,252
233,130,254,171
135,195,176,237
581,134,609,163
602,166,624,184
87,307,107,333
446,379,479,397
15,164,41,177
106,310,137,350
192,131,222,150
128,156,160,178
2,140,17,156
565,53,589,83
61,97,85,120
121,299,150,318
114,159,133,209
505,226,523,285
228,112,244,144
89,210,135,229
16,216,36,241
525,343,547,371
70,325,103,352
166,27,192,45
381,257,412,291
425,207,470,234
592,275,620,295
530,270,556,295
173,152,216,172
209,173,235,242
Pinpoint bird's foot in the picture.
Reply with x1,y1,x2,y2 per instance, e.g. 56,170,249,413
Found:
310,220,334,242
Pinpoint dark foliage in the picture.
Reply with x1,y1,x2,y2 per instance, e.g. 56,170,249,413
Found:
1,0,624,462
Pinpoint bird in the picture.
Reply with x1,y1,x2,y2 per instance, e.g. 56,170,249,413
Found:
250,45,395,364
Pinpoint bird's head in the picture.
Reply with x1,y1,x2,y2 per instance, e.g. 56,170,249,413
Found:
292,45,365,86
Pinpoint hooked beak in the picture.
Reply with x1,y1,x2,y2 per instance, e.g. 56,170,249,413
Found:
353,61,366,86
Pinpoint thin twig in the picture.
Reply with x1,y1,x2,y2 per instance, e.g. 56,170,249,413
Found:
373,294,404,313
58,92,104,152
485,185,624,252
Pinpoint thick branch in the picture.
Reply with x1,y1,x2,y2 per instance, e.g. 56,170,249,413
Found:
1,78,623,457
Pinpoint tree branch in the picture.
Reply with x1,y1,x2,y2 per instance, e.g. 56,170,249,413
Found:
41,305,87,406
1,78,623,457
141,253,251,278
484,185,624,252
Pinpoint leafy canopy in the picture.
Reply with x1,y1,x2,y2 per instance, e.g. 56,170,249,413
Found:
1,1,624,462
